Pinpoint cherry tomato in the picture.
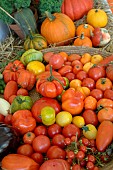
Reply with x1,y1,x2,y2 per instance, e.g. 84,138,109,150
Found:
90,89,103,101
76,70,88,81
64,138,71,146
82,78,95,91
72,164,82,170
86,161,95,170
31,152,44,165
47,123,62,138
34,125,48,136
23,132,36,144
76,150,85,161
89,139,96,147
17,144,33,157
52,134,65,148
87,155,96,164
81,137,90,146
79,145,87,153
66,150,75,159
65,72,76,82
32,135,51,153
47,145,66,159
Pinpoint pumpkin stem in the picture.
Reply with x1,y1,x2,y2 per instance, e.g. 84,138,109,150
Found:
47,65,65,88
45,11,56,21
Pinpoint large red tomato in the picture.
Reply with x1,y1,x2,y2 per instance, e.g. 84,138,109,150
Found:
51,134,65,148
47,146,66,159
47,124,62,138
31,97,61,123
62,124,81,138
82,78,95,91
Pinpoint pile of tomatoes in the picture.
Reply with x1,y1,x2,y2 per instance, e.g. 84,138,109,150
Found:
1,50,113,170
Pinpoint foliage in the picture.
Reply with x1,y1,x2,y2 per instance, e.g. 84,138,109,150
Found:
0,0,31,24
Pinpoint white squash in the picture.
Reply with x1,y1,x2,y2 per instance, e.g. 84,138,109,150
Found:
0,98,11,116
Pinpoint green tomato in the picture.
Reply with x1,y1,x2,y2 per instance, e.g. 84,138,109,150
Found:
63,77,69,89
10,95,33,114
41,106,56,126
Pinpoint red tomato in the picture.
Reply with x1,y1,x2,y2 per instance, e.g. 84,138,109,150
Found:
11,110,36,134
31,152,44,165
32,135,51,153
86,161,94,170
87,155,96,164
4,114,13,125
76,70,88,81
88,66,106,81
96,78,112,91
72,61,83,74
47,145,66,159
65,72,76,82
106,64,113,81
17,88,29,96
82,78,95,91
34,125,48,136
82,109,98,126
8,95,16,104
68,54,81,61
75,150,85,161
23,132,36,144
66,150,75,159
64,138,71,146
43,52,54,63
72,164,82,170
104,89,113,100
31,97,61,123
52,134,65,148
17,144,33,157
49,53,64,69
90,89,103,101
62,124,81,138
79,145,87,153
0,114,5,122
58,65,73,76
47,124,62,138
81,137,90,146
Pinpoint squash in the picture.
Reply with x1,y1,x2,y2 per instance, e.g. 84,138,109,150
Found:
86,9,108,28
14,8,37,38
41,11,76,46
0,123,20,161
76,24,94,38
61,0,94,21
24,33,48,51
73,33,92,47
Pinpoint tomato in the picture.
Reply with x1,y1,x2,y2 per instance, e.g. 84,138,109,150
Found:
58,65,73,76
59,51,68,62
97,98,113,109
68,53,81,61
8,95,17,104
47,124,62,138
80,53,91,65
104,89,113,100
4,114,13,125
32,135,51,153
83,62,94,73
87,155,96,164
64,138,71,146
72,61,83,74
52,134,65,148
47,146,66,159
17,88,29,96
69,79,82,89
88,66,105,81
82,110,98,126
75,150,85,161
86,161,94,170
84,96,97,110
27,61,45,76
79,145,87,153
43,51,54,63
39,159,70,170
76,86,90,98
65,72,76,82
76,70,88,81
97,107,113,122
23,132,36,144
106,64,113,81
82,124,97,140
34,125,48,136
81,137,90,146
31,152,44,165
90,89,103,101
72,116,85,128
91,54,103,64
49,53,64,69
72,164,82,170
55,111,72,127
82,78,95,91
31,97,61,123
41,106,56,126
66,151,75,159
0,114,5,122
62,124,81,138
17,144,33,157
11,110,36,134
96,78,112,91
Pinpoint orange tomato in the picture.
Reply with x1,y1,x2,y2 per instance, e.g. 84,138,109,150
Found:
76,86,90,98
80,53,92,65
59,51,68,61
68,53,81,62
17,144,34,157
23,132,36,144
97,98,113,109
96,78,112,91
84,96,97,110
69,79,82,89
97,107,113,123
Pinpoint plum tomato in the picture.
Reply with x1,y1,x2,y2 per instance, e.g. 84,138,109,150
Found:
31,152,44,165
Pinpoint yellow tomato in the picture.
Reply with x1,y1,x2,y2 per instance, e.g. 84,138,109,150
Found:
91,55,103,64
26,61,45,76
55,111,72,127
69,79,82,89
80,53,92,65
72,116,85,128
83,62,94,73
82,124,97,140
76,86,90,98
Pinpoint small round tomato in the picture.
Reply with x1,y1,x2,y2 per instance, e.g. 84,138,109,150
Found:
90,89,103,101
82,78,95,91
47,145,66,159
47,124,62,138
34,125,48,136
52,134,65,148
84,96,97,110
72,116,85,128
82,109,98,126
72,61,83,74
31,152,44,164
58,65,73,76
87,154,96,164
82,124,97,140
69,79,82,89
65,72,76,82
86,161,95,170
79,145,87,153
91,54,103,64
76,70,88,81
17,144,33,157
23,132,36,144
64,138,71,146
75,150,85,161
72,164,82,170
67,151,75,159
32,135,51,153
80,53,91,65
49,53,64,69
81,137,90,146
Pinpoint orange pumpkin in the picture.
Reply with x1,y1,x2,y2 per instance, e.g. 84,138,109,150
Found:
41,11,76,46
76,24,94,38
73,33,92,47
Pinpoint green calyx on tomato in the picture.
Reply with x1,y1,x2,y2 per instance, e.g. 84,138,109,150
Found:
10,95,33,114
41,106,56,126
